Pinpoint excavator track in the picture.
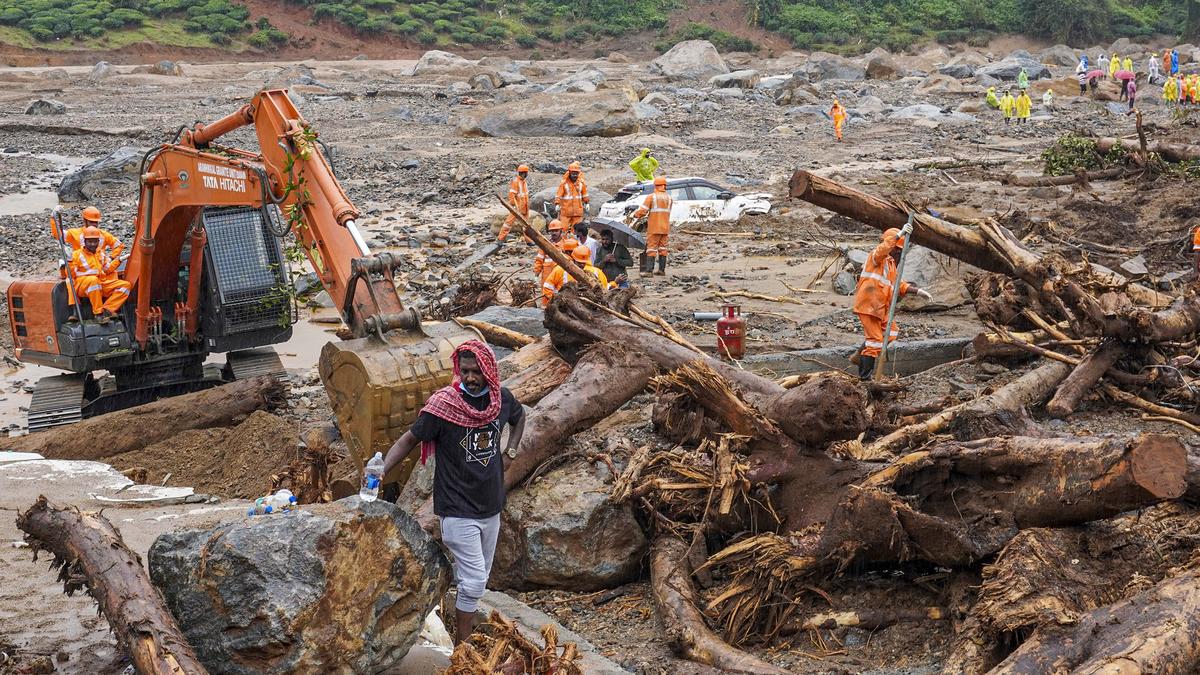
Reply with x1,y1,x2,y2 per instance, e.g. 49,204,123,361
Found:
224,347,287,382
27,374,85,432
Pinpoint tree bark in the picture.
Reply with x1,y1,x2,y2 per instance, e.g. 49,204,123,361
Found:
650,536,791,675
454,317,537,350
502,352,572,406
16,496,208,675
989,569,1200,674
2,375,286,460
1001,166,1124,187
1096,137,1200,163
503,341,654,491
1045,339,1124,418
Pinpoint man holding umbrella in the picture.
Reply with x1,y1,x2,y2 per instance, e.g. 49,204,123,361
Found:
598,228,635,289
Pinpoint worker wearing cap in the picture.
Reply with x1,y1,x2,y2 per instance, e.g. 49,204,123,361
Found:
498,164,530,243
70,226,131,324
852,228,930,379
532,219,564,280
629,148,658,182
541,245,608,307
830,98,847,141
555,162,589,229
631,176,672,277
1193,225,1200,280
58,206,123,256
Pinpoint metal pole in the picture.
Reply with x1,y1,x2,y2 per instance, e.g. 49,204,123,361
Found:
52,207,86,326
874,213,914,380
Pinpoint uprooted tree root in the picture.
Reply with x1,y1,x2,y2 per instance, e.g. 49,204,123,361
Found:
446,611,583,675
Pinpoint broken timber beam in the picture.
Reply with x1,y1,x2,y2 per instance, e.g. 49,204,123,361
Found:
1095,137,1200,163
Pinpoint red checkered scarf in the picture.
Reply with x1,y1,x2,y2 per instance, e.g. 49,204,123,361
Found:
418,339,501,464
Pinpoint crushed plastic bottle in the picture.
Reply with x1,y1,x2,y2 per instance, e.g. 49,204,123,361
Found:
247,489,299,516
361,452,384,503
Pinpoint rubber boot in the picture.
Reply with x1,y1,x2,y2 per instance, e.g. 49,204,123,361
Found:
99,310,113,326
639,252,649,275
655,255,667,276
858,354,876,380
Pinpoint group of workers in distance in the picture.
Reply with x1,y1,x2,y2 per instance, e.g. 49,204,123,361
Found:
53,206,131,324
1163,73,1200,106
497,149,673,307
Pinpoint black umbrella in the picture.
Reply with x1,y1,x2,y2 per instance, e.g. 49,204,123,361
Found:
587,216,646,250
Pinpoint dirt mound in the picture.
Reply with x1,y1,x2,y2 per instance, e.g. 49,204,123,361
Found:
108,411,298,499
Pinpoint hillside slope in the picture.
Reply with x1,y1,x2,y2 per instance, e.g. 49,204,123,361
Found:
0,0,1196,66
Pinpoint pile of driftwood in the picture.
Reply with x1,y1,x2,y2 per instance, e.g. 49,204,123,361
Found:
493,172,1200,673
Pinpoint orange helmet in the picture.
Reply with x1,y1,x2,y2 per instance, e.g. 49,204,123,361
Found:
82,226,102,240
568,161,581,172
653,176,667,187
571,245,591,262
517,164,529,173
547,218,564,231
884,228,905,247
82,206,102,222
558,236,579,252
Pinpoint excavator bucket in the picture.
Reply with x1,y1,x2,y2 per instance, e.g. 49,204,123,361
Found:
318,321,480,491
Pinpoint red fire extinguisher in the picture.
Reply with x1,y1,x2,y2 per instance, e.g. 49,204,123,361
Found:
717,305,746,360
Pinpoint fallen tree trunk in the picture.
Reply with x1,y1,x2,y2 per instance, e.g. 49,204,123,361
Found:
1096,136,1200,163
504,341,655,491
989,568,1200,674
17,496,208,675
783,607,946,634
650,536,790,675
3,375,286,460
1045,339,1124,418
502,352,572,406
1001,166,1124,187
454,316,537,350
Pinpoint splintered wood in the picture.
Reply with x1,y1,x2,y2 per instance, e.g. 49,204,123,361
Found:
446,612,583,675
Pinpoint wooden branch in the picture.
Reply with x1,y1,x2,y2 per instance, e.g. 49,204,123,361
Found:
454,317,536,349
17,496,208,675
1096,137,1200,162
1001,166,1124,187
1045,339,1125,418
496,193,597,290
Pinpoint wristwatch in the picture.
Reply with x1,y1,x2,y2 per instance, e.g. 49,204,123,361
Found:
505,446,518,459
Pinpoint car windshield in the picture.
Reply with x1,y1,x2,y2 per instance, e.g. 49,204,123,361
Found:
614,188,640,202
691,185,725,200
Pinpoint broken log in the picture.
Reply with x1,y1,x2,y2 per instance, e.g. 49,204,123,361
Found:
1045,339,1124,418
17,496,208,675
502,353,572,406
783,607,946,634
2,375,286,460
650,536,790,675
1001,166,1124,187
1096,136,1200,163
504,342,654,490
454,316,537,350
990,568,1200,674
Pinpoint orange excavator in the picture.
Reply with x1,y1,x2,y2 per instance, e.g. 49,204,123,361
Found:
6,89,476,489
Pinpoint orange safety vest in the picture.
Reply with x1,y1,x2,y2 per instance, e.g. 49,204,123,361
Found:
70,247,116,280
63,227,122,255
556,176,588,218
508,176,529,213
635,191,672,235
852,235,910,320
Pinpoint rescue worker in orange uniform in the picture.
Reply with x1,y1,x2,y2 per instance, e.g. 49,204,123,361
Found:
70,226,132,324
58,206,123,255
852,227,931,379
555,162,589,229
830,98,847,141
542,245,609,307
1192,225,1200,280
533,219,564,280
498,164,530,243
631,176,672,276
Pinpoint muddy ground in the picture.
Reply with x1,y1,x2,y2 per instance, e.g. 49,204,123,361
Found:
1,47,1199,673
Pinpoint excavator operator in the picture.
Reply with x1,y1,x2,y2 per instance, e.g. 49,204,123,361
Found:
70,226,131,325
61,206,123,256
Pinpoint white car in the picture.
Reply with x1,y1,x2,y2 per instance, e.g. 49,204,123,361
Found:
597,177,771,223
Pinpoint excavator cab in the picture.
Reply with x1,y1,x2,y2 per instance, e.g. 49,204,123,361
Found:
6,90,478,493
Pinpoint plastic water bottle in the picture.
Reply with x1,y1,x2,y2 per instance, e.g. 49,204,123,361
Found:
268,489,297,513
361,452,384,502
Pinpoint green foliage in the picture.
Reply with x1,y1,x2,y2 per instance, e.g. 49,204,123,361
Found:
248,19,289,47
0,0,261,43
666,21,757,53
1041,133,1128,176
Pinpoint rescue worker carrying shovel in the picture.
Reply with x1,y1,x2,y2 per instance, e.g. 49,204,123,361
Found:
853,223,931,379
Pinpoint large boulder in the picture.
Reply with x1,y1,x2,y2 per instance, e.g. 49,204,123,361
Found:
412,49,476,76
456,90,639,138
57,147,145,202
492,460,648,591
149,499,450,675
710,69,760,88
795,51,866,82
938,63,976,79
264,64,325,89
25,99,66,115
888,104,975,126
917,73,968,94
134,60,183,76
864,48,899,79
977,50,1051,81
545,66,607,94
1039,44,1080,67
650,40,729,81
88,61,115,81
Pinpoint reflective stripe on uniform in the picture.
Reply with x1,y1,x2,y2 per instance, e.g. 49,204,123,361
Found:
859,270,893,288
85,284,101,293
543,282,558,292
115,288,130,294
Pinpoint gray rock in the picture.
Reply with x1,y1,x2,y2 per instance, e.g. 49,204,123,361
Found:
694,100,722,114
457,90,639,138
1040,44,1081,67
412,49,476,76
57,147,145,202
938,63,976,79
545,66,606,94
447,81,471,96
493,461,647,591
843,248,869,269
266,64,324,89
795,52,866,82
24,99,66,115
400,158,420,169
754,75,791,90
1158,270,1189,290
293,272,320,297
633,102,663,120
642,92,673,106
888,104,975,125
149,499,450,674
307,290,335,308
135,60,183,76
1119,254,1148,277
709,87,745,99
785,105,830,120
917,73,967,94
88,61,115,80
287,91,306,108
832,270,857,295
650,40,729,81
975,74,1003,88
854,95,886,115
865,48,899,80
496,70,528,87
470,73,496,91
977,50,1051,81
709,69,760,88
466,306,547,337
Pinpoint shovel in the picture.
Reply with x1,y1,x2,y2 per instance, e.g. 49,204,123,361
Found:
874,214,914,380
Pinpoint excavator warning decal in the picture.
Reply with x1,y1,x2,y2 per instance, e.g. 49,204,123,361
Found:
197,161,247,193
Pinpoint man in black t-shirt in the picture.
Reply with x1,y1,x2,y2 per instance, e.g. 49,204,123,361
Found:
382,340,524,645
